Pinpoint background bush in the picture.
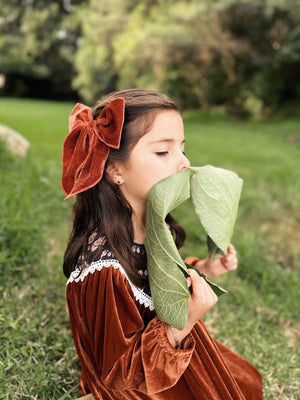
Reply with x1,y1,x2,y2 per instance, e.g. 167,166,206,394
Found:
1,0,299,117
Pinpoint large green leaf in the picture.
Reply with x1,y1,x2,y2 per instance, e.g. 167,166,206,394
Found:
190,166,243,254
144,166,243,330
145,170,191,330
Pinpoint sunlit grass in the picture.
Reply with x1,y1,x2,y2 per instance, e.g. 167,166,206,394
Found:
0,98,299,399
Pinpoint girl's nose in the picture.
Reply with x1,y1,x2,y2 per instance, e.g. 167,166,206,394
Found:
178,153,190,171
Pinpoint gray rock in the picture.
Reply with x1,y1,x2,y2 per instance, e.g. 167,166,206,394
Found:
0,124,30,157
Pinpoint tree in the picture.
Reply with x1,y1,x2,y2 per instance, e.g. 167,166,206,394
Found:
72,0,248,108
0,0,82,98
221,1,300,115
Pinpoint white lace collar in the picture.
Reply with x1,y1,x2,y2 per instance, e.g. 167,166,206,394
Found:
67,259,154,311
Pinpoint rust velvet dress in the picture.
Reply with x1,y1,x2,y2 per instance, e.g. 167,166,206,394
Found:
66,241,263,400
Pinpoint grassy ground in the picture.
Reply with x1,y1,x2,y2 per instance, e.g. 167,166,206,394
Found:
0,98,299,399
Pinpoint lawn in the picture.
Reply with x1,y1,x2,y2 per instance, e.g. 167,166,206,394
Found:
0,98,299,399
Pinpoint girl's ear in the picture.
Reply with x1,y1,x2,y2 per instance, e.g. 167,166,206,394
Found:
106,162,123,185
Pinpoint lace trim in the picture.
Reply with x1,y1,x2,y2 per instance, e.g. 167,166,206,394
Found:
67,259,155,311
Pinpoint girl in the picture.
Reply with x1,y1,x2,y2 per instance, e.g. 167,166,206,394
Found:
62,89,263,400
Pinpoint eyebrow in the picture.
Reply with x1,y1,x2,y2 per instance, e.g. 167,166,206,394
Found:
149,139,186,145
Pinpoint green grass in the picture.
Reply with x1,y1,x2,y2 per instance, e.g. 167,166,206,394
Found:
0,98,74,156
0,98,299,399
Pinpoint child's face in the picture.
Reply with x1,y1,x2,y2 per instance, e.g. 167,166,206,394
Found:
117,110,190,215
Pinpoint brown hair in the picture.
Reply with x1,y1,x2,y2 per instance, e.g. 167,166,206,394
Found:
63,89,185,287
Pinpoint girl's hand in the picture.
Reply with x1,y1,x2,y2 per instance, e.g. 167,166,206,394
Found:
186,268,218,324
185,269,218,330
167,268,218,348
195,244,238,277
168,246,237,347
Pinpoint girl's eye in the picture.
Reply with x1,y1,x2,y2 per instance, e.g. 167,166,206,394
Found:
182,151,186,156
155,151,168,156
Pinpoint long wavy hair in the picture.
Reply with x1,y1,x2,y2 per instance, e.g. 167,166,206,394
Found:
63,89,186,288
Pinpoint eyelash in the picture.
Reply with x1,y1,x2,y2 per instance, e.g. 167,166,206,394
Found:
155,151,186,157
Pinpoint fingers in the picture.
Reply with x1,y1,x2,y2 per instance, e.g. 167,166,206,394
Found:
188,269,205,293
228,243,236,254
187,269,218,306
186,276,192,288
222,244,238,271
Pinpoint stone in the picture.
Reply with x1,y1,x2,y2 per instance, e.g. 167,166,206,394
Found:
0,124,30,157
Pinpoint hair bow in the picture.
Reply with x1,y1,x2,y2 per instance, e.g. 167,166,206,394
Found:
62,97,125,199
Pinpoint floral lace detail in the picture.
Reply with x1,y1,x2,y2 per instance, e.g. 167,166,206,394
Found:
100,248,115,259
90,236,106,252
67,259,155,311
77,235,109,269
132,244,145,255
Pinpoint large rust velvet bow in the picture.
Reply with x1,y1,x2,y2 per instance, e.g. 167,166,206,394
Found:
62,97,125,199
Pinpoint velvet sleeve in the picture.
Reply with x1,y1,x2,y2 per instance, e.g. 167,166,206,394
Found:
185,256,201,266
66,262,195,395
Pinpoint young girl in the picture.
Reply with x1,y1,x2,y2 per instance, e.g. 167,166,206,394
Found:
62,89,263,400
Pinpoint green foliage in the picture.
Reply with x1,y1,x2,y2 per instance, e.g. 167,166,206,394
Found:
145,166,240,329
73,1,248,108
71,1,128,103
1,0,299,114
221,1,300,115
0,0,79,98
190,166,243,253
145,170,191,330
69,0,300,115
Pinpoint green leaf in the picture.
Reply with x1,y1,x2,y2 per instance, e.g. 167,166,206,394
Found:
145,169,191,330
207,235,225,258
145,166,243,330
184,263,227,297
190,165,243,254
